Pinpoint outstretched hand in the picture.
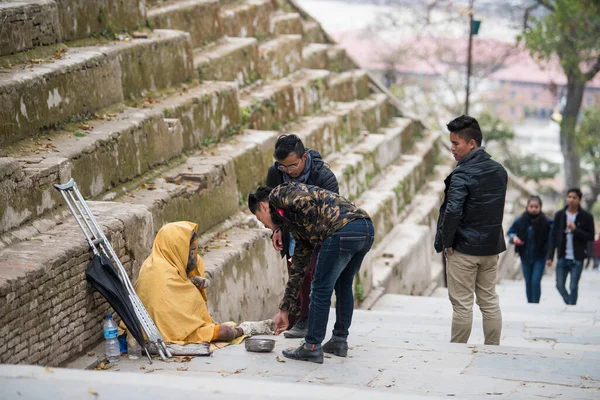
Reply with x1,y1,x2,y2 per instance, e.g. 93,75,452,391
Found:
274,310,289,335
190,276,210,290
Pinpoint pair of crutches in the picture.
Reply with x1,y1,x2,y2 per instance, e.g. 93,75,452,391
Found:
54,179,171,363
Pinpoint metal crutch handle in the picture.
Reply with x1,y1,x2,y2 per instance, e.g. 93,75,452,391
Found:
54,178,76,191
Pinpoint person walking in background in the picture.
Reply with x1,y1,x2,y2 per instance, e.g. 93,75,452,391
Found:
434,115,508,346
265,134,338,339
593,234,600,271
547,189,595,305
508,196,553,303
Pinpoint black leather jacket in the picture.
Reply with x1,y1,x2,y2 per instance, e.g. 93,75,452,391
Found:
435,147,508,256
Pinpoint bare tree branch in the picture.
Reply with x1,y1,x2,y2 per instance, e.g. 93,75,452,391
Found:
536,0,555,12
584,56,600,81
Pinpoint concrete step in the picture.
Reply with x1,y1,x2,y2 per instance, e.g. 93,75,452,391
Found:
219,0,275,39
0,0,62,56
330,118,414,201
0,201,153,366
302,43,328,69
1,29,194,148
147,0,224,48
302,19,326,44
354,131,442,299
284,101,363,158
0,82,239,235
238,69,330,131
257,34,303,80
194,37,259,87
328,70,370,102
270,11,303,36
52,296,600,398
328,45,355,72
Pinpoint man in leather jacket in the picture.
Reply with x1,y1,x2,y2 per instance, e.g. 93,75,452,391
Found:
434,115,508,346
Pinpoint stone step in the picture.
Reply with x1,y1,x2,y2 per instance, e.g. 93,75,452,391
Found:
147,0,224,48
219,0,274,39
269,11,303,36
257,34,303,80
115,152,241,236
0,82,240,235
0,0,61,56
328,45,356,72
58,0,145,42
285,101,363,158
201,224,286,323
302,19,326,43
330,118,414,201
354,132,442,299
368,164,450,298
328,70,370,102
302,43,328,70
194,37,259,87
0,200,153,366
238,68,330,131
1,29,194,148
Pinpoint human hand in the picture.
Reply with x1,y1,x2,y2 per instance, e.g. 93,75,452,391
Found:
445,247,454,256
272,229,283,251
190,276,210,290
546,259,553,267
567,222,576,231
273,310,289,335
513,237,524,246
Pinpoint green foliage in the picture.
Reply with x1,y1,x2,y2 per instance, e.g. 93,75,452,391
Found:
520,1,600,79
477,112,515,144
504,153,560,183
576,105,600,172
74,131,86,137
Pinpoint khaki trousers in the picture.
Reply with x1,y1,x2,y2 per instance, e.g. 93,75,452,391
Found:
446,250,502,345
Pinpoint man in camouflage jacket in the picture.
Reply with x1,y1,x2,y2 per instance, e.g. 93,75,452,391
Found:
249,182,374,363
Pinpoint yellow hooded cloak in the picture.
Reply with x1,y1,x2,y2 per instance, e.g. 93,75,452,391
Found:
135,221,217,344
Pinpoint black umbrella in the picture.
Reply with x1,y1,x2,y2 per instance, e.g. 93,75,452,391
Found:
85,254,146,351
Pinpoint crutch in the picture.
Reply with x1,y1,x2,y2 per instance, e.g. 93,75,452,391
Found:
54,179,172,363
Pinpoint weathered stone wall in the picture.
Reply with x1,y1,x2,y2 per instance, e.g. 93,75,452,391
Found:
0,202,153,366
0,0,62,56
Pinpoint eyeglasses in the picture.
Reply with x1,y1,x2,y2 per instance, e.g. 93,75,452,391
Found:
277,161,301,172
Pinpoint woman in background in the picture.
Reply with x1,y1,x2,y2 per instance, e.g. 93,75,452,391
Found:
508,196,553,303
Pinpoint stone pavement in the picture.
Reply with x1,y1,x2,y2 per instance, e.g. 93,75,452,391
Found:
2,270,600,399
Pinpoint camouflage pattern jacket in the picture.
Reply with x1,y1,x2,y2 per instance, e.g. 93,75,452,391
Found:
269,182,371,314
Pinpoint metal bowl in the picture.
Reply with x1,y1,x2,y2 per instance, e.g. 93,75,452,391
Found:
245,338,275,353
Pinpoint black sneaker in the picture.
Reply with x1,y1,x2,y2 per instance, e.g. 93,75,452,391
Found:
322,337,348,357
282,343,324,363
283,318,308,338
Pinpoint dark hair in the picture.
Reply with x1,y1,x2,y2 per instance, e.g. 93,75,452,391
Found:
527,195,542,207
446,115,483,147
274,135,305,160
248,186,272,214
190,230,197,244
567,188,582,200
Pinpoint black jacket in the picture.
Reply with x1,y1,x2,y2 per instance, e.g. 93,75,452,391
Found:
547,206,595,261
266,149,339,258
435,148,508,256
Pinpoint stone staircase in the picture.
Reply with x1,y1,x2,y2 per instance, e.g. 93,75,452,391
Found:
3,270,598,399
0,0,529,369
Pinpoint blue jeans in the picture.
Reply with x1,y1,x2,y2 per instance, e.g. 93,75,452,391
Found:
556,258,584,305
521,258,545,303
305,219,375,346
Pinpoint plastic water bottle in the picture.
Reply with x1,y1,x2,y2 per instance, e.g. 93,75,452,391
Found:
127,331,142,360
103,314,120,363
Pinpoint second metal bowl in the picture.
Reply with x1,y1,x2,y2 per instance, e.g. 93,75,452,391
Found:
244,337,275,353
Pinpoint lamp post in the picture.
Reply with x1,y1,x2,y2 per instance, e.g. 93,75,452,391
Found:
465,0,480,115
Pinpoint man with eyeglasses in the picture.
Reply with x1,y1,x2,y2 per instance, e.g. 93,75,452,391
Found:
266,134,338,339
